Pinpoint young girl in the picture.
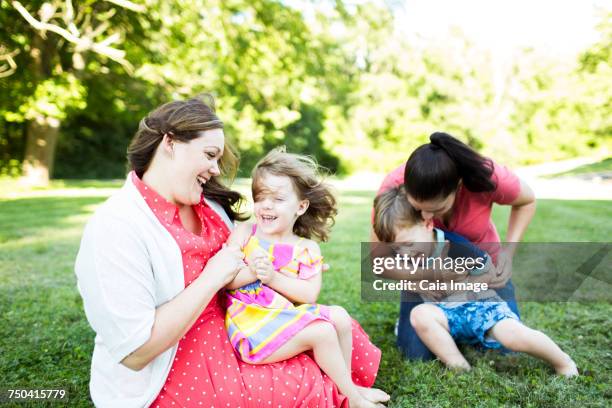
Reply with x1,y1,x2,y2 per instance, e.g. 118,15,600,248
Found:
224,148,389,408
373,186,579,377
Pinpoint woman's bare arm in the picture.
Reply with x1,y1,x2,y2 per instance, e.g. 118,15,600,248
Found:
506,178,536,243
488,178,536,287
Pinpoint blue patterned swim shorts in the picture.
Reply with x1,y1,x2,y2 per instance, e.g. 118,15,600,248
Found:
437,301,520,349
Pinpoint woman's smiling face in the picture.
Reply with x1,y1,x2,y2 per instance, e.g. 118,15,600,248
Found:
170,128,224,206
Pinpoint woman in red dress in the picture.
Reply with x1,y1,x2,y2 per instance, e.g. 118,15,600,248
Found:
75,95,383,407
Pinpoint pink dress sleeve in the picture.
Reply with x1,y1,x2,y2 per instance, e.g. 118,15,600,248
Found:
490,162,521,205
296,247,324,280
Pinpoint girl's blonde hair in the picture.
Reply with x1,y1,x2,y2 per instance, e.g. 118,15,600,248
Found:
252,147,337,242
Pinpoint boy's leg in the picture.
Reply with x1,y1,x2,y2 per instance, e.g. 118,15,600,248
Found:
488,319,578,376
397,295,436,360
410,304,470,370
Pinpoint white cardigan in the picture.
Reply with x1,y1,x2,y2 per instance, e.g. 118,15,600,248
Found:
74,175,233,407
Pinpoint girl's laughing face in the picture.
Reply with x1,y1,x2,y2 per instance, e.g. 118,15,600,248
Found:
253,172,308,239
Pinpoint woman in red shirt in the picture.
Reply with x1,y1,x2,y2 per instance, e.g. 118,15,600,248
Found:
77,95,382,407
372,132,536,360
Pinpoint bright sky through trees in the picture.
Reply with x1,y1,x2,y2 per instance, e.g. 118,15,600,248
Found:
398,0,605,56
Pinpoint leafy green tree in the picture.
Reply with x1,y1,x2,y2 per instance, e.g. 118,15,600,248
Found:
509,11,611,163
320,2,501,172
135,0,349,174
0,0,148,185
1,1,608,182
576,11,612,152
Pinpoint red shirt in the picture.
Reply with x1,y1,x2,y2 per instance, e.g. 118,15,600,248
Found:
375,161,521,244
131,173,381,407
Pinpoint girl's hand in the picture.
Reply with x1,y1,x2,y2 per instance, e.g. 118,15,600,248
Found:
254,257,276,284
245,247,268,266
200,244,244,290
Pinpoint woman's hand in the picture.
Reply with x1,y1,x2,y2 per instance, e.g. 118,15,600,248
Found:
200,244,244,290
488,246,514,288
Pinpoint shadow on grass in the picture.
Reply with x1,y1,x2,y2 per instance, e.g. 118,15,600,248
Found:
0,178,123,196
0,196,107,243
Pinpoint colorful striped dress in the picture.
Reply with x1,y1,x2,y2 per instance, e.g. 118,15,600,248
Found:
225,226,332,363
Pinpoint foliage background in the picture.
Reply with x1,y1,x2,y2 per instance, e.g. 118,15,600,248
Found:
1,0,610,180
0,2,610,406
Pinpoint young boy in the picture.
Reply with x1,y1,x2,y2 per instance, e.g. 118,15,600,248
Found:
373,186,578,376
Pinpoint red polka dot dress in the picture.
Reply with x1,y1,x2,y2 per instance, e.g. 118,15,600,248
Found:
131,173,381,407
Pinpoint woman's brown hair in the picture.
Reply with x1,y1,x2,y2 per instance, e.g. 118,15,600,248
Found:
127,94,246,221
252,147,337,242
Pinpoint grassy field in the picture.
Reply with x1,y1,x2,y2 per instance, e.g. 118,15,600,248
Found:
0,179,610,407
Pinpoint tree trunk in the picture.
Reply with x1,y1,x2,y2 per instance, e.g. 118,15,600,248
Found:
20,34,58,186
22,114,60,186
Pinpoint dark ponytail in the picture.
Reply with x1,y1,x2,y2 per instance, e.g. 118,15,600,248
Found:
404,132,495,201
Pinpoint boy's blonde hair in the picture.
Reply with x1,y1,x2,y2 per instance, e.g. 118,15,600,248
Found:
373,185,422,242
252,147,337,242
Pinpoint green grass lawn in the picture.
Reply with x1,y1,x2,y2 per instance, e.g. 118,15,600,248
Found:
0,181,610,407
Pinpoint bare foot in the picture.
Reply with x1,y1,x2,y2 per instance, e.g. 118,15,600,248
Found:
446,360,471,372
556,356,579,377
349,395,387,408
357,386,390,403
